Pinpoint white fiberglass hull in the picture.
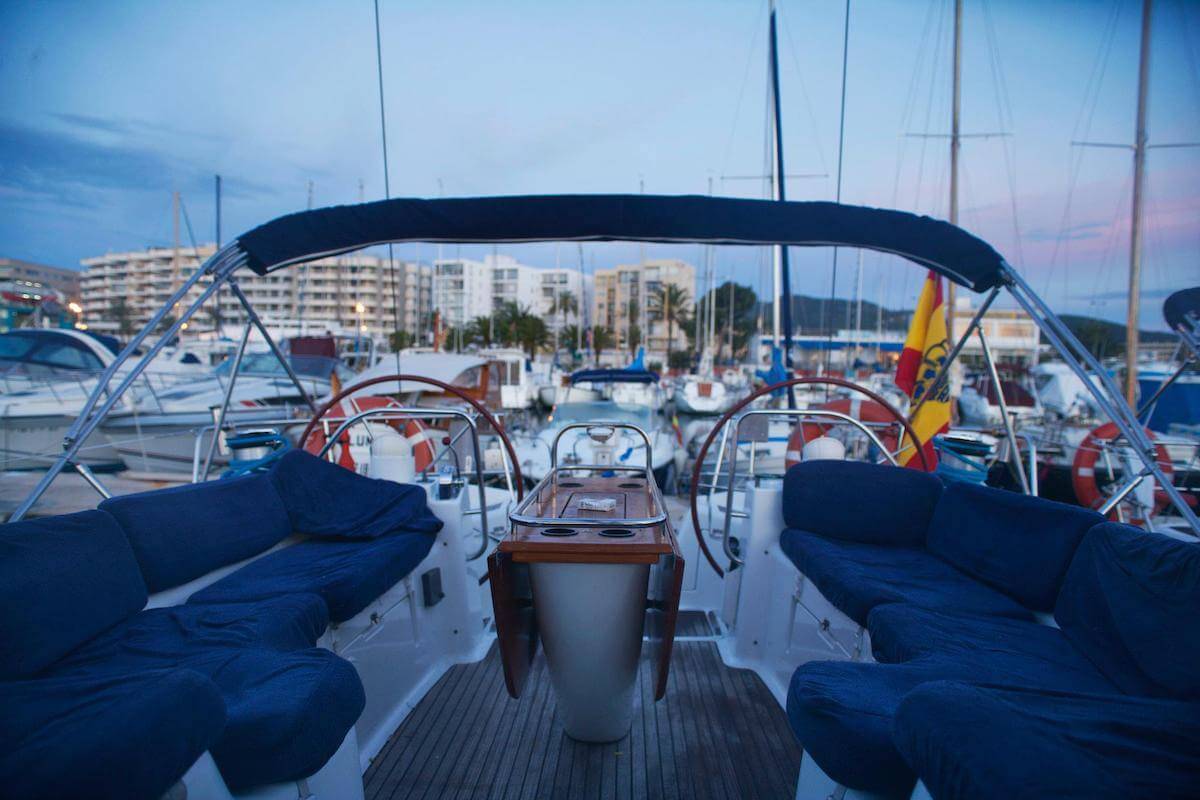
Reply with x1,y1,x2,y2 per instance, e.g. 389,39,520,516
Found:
100,408,298,476
0,413,123,471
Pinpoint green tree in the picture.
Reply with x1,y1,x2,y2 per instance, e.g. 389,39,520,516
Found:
388,330,413,351
692,281,758,362
649,283,691,366
467,316,495,349
513,313,549,358
591,325,615,360
549,290,578,318
109,297,135,337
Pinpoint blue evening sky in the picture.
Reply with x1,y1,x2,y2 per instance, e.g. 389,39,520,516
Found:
1,0,1197,329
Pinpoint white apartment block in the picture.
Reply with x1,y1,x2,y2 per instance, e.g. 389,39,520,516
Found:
432,258,493,328
592,259,695,356
79,245,432,338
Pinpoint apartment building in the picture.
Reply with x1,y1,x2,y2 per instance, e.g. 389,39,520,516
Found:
432,258,493,328
592,259,695,355
79,245,432,338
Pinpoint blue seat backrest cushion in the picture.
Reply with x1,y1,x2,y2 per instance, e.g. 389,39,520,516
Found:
101,474,290,593
267,450,443,539
0,510,147,679
782,460,943,546
1055,522,1200,699
925,482,1102,611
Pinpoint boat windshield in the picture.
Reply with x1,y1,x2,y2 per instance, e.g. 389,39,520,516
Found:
550,401,654,429
214,352,349,380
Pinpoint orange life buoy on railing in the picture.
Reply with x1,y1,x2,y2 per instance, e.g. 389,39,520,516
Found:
1070,421,1174,523
303,395,437,474
783,398,902,469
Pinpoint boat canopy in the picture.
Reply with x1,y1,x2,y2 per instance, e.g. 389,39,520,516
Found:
339,352,487,399
569,367,660,385
234,194,1007,292
1163,286,1200,332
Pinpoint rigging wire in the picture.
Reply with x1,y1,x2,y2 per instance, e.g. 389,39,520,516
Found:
1044,0,1122,298
373,0,403,371
719,4,767,181
980,0,1025,267
822,0,852,379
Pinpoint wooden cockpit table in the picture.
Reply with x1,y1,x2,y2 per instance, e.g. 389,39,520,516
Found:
489,423,684,742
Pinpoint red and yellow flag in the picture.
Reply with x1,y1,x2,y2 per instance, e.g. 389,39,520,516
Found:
895,270,951,470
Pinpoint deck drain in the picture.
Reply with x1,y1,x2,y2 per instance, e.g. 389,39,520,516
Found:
541,527,578,537
599,527,635,538
617,482,644,489
557,481,584,488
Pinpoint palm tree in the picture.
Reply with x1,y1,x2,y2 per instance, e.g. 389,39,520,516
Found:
548,290,578,319
649,284,691,367
109,298,134,337
591,325,615,356
467,315,495,348
513,313,549,358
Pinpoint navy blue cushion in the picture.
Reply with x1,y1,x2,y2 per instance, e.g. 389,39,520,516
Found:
0,668,225,800
866,605,1117,694
0,510,147,679
782,461,943,546
188,532,436,622
55,595,331,669
894,682,1200,800
101,474,291,593
1055,522,1200,700
780,528,1031,626
207,647,365,790
926,482,1102,611
787,648,1121,796
268,450,444,539
49,595,361,791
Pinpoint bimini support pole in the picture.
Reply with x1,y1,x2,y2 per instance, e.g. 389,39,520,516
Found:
907,285,1001,423
228,280,318,414
200,315,254,481
1003,265,1199,535
977,326,1031,495
8,246,247,522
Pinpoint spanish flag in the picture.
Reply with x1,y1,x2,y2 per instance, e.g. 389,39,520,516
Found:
895,270,951,470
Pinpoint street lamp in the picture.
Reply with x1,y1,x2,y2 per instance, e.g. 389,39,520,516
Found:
68,301,84,330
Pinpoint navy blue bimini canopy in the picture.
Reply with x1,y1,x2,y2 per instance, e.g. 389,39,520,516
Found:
234,194,1008,292
1163,287,1200,332
569,368,660,385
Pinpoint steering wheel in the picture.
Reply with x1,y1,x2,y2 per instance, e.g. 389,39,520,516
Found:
687,376,928,578
299,373,524,501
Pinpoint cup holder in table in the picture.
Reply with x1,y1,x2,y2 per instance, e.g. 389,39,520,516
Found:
599,527,635,538
541,527,578,537
557,481,584,488
617,482,644,489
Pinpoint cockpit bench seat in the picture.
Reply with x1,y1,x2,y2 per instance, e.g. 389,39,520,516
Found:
1,668,226,800
894,682,1200,800
786,521,1200,798
779,531,1032,627
187,530,436,623
780,461,1102,629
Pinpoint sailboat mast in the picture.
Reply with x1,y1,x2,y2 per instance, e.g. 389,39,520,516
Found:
1126,0,1153,404
946,0,962,322
768,1,794,371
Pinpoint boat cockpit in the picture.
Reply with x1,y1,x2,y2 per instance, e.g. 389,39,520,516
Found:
3,195,1197,800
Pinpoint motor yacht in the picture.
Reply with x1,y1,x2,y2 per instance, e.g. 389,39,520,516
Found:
0,328,208,470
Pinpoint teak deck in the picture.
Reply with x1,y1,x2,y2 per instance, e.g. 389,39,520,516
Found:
363,641,803,800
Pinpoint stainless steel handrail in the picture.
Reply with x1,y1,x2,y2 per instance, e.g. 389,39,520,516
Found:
721,408,901,568
510,422,668,530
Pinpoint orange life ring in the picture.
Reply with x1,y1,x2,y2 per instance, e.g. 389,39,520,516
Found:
1071,421,1173,523
303,396,437,474
784,398,901,469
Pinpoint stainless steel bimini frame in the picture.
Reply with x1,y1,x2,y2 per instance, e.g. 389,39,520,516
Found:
9,198,1197,535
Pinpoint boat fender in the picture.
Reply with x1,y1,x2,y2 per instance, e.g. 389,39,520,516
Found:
801,436,846,462
368,425,416,484
784,398,899,469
